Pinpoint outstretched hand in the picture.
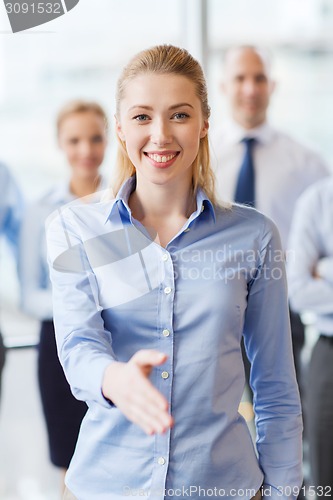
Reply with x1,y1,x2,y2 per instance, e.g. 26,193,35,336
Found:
102,349,174,435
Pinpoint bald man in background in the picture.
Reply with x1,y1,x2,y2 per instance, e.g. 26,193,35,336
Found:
211,46,330,400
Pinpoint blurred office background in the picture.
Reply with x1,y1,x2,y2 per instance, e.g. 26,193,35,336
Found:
0,0,332,497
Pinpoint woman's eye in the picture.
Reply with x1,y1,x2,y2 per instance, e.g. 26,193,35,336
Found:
92,135,103,143
134,114,149,122
173,112,189,120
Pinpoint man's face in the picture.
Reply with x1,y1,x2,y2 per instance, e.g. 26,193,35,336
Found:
222,48,275,129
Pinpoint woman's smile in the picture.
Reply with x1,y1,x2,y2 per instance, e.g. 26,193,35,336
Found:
143,150,180,168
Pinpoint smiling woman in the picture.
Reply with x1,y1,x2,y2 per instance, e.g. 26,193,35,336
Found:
113,45,215,205
114,72,209,247
47,45,302,500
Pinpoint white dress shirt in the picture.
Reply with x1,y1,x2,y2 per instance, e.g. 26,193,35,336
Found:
211,121,330,250
19,177,108,321
288,177,333,335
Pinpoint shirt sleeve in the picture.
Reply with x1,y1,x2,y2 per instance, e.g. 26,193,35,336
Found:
18,203,53,320
288,189,333,314
299,146,331,189
316,257,333,284
0,164,24,257
243,217,303,500
46,206,117,408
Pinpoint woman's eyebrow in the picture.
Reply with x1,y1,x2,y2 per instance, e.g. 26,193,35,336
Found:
169,103,194,110
128,103,194,112
128,105,153,111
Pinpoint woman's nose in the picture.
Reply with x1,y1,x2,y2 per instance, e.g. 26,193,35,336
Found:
150,119,172,146
79,141,94,156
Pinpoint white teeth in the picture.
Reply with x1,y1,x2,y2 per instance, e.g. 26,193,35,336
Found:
147,153,177,163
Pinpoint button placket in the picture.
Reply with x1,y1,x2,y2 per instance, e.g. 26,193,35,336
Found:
152,248,174,496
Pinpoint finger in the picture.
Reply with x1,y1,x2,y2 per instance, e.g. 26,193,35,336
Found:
133,372,169,411
114,369,169,420
130,401,173,435
131,389,172,426
121,393,162,434
131,349,167,370
129,381,173,430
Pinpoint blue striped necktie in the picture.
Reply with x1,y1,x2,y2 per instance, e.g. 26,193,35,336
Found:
234,137,256,207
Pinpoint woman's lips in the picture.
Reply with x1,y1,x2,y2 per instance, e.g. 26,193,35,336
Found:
144,151,180,168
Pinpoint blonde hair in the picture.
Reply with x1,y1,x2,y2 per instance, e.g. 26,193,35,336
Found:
56,99,108,135
113,44,217,205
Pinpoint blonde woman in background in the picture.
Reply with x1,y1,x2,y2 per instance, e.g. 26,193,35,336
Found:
19,100,109,492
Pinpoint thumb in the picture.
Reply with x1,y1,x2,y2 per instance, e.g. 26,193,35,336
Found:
131,349,167,369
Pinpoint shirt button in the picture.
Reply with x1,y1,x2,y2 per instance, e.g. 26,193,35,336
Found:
162,254,168,262
162,329,170,337
161,371,169,379
164,286,172,295
158,457,166,465
201,204,205,213
184,228,190,233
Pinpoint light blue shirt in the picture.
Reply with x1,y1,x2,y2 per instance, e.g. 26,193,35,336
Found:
288,177,333,335
0,162,23,256
47,176,302,500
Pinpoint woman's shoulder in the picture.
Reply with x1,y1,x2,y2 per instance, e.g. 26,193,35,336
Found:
22,186,64,223
46,194,116,237
215,201,273,226
214,202,281,244
29,183,70,209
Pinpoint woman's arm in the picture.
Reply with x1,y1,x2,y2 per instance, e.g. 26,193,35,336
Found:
18,203,53,320
244,218,303,500
46,206,172,434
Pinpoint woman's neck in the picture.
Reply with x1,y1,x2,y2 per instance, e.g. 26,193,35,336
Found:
128,175,197,248
129,177,196,222
70,175,101,198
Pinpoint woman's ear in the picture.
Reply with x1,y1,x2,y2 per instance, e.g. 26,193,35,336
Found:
200,120,209,139
115,115,125,142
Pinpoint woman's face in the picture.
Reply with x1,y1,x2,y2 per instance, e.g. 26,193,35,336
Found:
58,111,107,179
116,73,208,189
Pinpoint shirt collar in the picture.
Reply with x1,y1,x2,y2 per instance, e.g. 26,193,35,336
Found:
195,187,216,223
223,119,274,146
104,176,216,224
